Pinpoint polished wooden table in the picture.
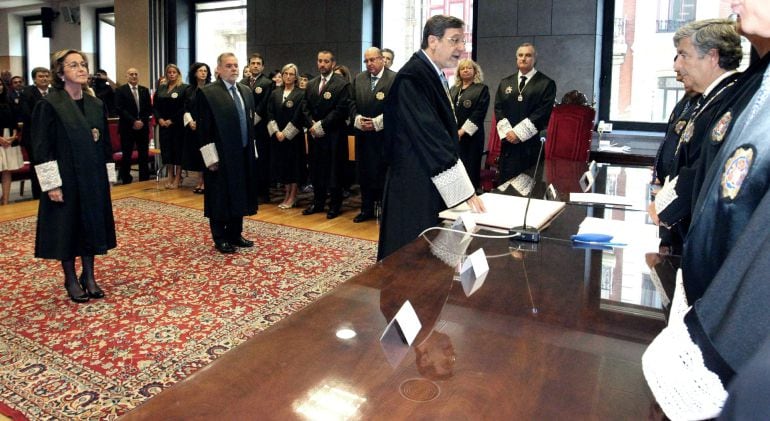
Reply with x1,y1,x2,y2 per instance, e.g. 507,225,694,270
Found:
124,162,666,420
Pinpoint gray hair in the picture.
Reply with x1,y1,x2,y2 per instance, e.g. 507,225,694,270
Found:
674,18,743,70
281,63,299,76
421,15,464,49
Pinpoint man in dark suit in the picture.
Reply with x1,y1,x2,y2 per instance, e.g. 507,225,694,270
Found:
494,43,556,183
20,67,51,199
114,67,153,183
350,47,396,223
196,52,259,254
246,53,274,203
9,76,24,121
302,49,352,219
378,15,485,260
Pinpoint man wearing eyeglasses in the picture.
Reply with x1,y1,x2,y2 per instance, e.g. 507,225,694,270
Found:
378,14,485,260
494,43,556,184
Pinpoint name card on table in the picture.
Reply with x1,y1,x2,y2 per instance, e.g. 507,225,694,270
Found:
380,300,422,367
451,211,476,233
579,170,595,192
459,248,489,297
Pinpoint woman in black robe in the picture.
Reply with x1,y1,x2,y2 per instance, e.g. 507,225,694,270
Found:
266,63,306,208
450,59,490,191
153,64,188,189
181,62,211,194
30,49,116,303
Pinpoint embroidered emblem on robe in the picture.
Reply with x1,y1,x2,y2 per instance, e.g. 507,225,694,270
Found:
675,120,686,135
721,146,754,200
505,86,513,94
255,87,263,94
285,100,294,108
376,92,385,100
463,99,472,109
171,92,178,99
323,92,332,100
682,121,694,143
92,128,100,142
711,111,732,143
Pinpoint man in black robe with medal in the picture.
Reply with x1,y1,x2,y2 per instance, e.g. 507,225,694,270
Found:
246,53,274,203
350,47,396,223
494,43,556,184
378,15,485,260
197,52,259,254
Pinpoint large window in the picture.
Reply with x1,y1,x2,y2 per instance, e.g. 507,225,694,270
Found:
97,9,116,80
195,0,247,72
382,0,473,82
601,0,751,130
24,18,50,80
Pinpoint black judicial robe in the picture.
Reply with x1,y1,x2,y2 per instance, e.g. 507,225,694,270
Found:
653,93,699,184
494,71,556,181
181,85,206,172
153,82,188,165
378,52,469,260
450,82,490,189
249,73,274,193
197,80,259,221
350,67,396,190
267,87,306,184
30,89,116,260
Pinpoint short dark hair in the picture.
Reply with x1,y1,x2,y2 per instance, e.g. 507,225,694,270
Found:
421,15,464,49
249,53,264,64
187,62,212,86
31,66,49,79
318,49,336,62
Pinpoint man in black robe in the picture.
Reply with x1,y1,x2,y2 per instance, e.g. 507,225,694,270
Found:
197,52,259,254
302,49,351,219
378,15,485,260
114,67,153,183
246,53,274,203
350,47,396,223
494,43,556,183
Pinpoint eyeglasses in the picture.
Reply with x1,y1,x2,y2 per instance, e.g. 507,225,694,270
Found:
445,37,466,46
63,61,88,70
363,57,382,63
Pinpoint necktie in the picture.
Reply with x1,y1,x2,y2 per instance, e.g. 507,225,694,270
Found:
132,86,140,111
370,75,378,92
319,76,326,94
230,85,248,147
519,76,527,92
42,90,48,97
440,72,450,93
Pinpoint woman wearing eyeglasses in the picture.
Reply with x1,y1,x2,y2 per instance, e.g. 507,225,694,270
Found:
29,49,116,303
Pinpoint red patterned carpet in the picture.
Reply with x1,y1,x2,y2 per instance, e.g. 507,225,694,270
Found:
0,198,377,420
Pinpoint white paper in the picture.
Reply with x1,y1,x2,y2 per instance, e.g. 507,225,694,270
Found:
380,300,421,346
459,248,489,297
570,192,633,206
451,211,476,233
440,192,565,231
579,170,595,192
577,216,659,251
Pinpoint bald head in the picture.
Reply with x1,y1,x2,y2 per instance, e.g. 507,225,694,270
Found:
126,68,139,86
363,47,384,75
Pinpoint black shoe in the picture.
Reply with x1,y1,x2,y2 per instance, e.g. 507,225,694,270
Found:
302,205,324,215
326,208,341,219
65,279,89,303
215,242,237,254
353,212,373,223
232,236,254,247
79,273,105,299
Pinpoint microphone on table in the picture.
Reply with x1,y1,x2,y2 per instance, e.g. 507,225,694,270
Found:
509,135,546,243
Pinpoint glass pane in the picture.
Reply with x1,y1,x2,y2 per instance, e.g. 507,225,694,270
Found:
195,4,247,73
26,23,50,77
610,0,751,124
98,14,116,81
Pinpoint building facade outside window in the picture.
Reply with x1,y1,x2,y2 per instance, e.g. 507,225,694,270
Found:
195,0,247,73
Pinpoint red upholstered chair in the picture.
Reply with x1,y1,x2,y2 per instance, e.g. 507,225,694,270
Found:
544,104,596,162
480,115,502,191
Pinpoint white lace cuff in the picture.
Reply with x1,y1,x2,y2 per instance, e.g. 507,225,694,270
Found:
267,120,279,137
200,143,219,168
253,113,262,126
34,160,62,192
496,118,513,140
353,115,364,131
106,163,117,184
655,176,679,221
431,159,475,208
461,120,479,136
311,121,325,138
669,269,689,322
642,316,728,420
512,118,537,142
372,114,384,132
283,122,300,140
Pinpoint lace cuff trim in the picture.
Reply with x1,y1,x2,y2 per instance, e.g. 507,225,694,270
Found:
267,120,279,137
642,313,727,420
655,176,679,225
431,159,475,208
372,114,384,132
461,120,479,136
311,121,325,138
512,118,537,142
283,122,299,140
106,163,117,184
200,143,219,167
34,161,62,192
496,118,513,140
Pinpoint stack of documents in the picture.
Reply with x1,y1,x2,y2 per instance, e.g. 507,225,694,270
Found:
439,193,565,230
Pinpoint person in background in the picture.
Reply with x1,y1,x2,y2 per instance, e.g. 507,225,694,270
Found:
9,76,24,121
91,69,117,117
182,62,212,194
494,42,556,183
30,49,115,303
299,73,312,90
269,70,283,89
246,53,274,204
114,67,152,184
267,63,305,209
378,15,485,260
0,79,23,205
450,58,490,192
350,47,396,223
21,66,51,199
382,48,395,69
153,64,188,189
